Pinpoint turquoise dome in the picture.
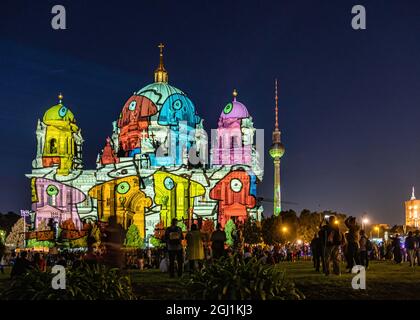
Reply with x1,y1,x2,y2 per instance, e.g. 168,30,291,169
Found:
136,82,184,110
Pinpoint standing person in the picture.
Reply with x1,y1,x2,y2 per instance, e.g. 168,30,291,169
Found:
164,218,184,278
415,230,420,266
392,234,402,264
210,223,227,259
10,251,33,278
359,230,369,269
319,216,342,276
0,241,5,274
344,216,360,272
33,253,47,272
405,231,416,267
102,216,125,269
186,224,205,273
310,234,322,272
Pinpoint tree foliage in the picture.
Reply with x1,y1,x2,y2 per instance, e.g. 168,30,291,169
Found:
261,215,284,245
5,218,27,248
243,218,262,245
224,219,236,246
0,212,20,235
124,224,144,249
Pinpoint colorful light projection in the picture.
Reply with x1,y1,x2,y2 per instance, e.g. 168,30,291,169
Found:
117,95,158,157
209,169,257,227
153,171,205,227
212,91,254,166
88,175,152,237
41,95,83,175
27,46,264,244
100,137,120,165
31,178,84,230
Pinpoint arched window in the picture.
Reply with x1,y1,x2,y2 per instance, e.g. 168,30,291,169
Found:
49,139,57,154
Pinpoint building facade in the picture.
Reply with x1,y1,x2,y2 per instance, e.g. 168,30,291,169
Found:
405,187,420,228
25,45,265,242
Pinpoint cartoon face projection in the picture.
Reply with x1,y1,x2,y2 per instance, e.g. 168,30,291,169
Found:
209,170,256,227
153,171,205,227
158,93,200,129
31,178,85,230
118,95,158,154
88,176,152,238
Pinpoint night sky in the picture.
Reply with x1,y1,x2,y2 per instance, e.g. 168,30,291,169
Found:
1,0,419,225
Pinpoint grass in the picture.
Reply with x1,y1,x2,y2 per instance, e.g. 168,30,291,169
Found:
276,260,420,300
2,261,420,299
129,260,420,300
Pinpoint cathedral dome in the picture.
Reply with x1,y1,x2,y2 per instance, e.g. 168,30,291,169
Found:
43,94,76,123
136,82,184,110
220,90,249,119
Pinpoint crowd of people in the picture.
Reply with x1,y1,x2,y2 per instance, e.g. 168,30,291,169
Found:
309,215,420,276
2,216,420,279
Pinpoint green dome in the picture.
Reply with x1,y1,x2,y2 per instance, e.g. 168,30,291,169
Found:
43,103,76,123
269,143,285,159
136,82,184,110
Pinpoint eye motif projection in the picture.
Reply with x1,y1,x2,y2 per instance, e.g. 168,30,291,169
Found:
158,93,199,128
230,179,243,192
31,178,84,231
58,106,68,118
88,176,152,237
172,99,183,110
46,184,59,196
116,181,130,194
164,177,175,190
223,103,233,114
210,170,256,227
128,100,137,111
153,171,205,226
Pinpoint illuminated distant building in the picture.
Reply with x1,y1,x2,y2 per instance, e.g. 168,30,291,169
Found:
405,186,420,228
268,80,285,216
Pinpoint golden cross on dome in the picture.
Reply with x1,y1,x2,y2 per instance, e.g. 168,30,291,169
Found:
158,43,164,55
154,43,168,83
58,93,63,103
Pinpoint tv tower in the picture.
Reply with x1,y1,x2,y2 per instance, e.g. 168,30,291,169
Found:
268,79,285,216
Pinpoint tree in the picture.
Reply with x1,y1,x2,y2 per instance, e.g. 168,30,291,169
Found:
5,218,27,248
281,210,299,242
243,218,262,245
124,224,144,249
150,236,165,248
261,215,284,245
224,219,236,246
0,212,20,235
177,221,187,232
37,219,51,231
297,210,322,243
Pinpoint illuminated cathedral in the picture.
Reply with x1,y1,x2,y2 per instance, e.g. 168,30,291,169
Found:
26,44,264,242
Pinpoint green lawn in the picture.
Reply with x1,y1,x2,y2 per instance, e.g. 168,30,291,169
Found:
2,261,420,299
129,260,420,300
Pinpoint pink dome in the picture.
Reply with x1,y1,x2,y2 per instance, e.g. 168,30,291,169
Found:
220,98,249,119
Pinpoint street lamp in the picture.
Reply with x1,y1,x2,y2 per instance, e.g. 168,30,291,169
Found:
282,226,288,233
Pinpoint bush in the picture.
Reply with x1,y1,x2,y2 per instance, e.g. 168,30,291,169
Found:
184,254,305,300
0,263,136,300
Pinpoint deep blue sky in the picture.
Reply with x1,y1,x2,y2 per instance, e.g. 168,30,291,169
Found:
0,0,419,225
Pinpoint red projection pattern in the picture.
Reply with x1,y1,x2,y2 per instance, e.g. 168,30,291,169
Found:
209,170,256,227
117,95,158,154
